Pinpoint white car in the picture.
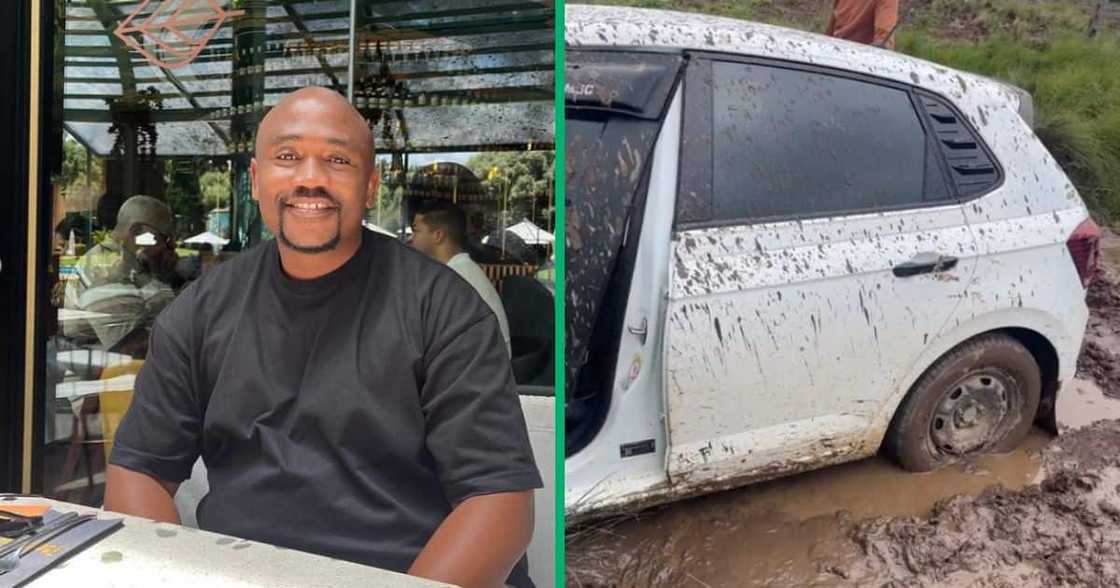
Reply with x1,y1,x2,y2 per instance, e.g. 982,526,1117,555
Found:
564,4,1101,522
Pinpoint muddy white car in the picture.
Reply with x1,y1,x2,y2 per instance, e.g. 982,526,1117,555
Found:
564,5,1102,521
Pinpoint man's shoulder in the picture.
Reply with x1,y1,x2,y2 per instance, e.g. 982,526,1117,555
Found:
196,240,272,289
75,240,121,270
368,231,456,284
447,254,499,295
368,235,491,317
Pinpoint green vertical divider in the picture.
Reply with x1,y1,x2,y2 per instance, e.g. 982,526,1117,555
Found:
553,0,567,586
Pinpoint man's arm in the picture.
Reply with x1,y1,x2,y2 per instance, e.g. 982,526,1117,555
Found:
408,491,534,588
104,465,181,524
416,275,543,587
103,289,203,524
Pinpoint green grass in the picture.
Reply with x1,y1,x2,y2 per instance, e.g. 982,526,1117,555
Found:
897,32,1120,220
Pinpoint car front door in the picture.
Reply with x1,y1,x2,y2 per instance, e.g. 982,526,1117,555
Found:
662,55,980,489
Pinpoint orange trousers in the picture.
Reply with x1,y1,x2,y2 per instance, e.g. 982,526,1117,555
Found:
825,0,899,49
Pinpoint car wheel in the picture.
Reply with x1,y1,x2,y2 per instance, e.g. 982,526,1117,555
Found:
884,333,1041,472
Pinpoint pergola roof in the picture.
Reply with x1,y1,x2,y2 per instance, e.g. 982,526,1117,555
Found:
62,0,554,157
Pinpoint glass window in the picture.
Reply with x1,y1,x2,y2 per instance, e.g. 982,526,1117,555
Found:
711,61,930,222
564,50,682,455
41,0,553,506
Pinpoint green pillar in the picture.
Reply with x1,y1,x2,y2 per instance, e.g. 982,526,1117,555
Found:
229,0,267,249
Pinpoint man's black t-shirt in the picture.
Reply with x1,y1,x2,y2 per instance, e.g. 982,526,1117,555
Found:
110,231,542,586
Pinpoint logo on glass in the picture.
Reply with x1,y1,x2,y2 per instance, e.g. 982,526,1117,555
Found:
114,0,245,70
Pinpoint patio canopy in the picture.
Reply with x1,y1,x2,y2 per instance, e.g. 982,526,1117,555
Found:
61,0,554,157
506,219,553,245
183,230,230,246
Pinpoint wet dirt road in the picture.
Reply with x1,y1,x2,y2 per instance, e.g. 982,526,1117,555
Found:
568,388,1120,588
567,231,1120,587
567,429,1055,587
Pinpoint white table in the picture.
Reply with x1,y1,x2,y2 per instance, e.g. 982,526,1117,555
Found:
8,499,455,588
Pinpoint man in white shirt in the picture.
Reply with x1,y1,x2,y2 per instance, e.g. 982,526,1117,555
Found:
409,199,512,356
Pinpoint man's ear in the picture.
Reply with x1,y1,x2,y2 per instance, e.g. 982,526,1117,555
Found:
366,167,380,210
249,158,260,203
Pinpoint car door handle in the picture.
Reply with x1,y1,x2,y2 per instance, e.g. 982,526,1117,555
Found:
627,317,648,345
893,253,959,278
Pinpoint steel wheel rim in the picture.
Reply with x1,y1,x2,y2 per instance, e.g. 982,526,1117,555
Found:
929,370,1015,456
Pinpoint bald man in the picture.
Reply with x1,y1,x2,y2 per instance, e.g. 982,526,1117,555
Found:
63,195,180,349
104,87,541,588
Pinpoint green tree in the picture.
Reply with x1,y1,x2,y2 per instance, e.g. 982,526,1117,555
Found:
200,170,232,210
165,159,205,237
57,133,104,195
466,151,555,228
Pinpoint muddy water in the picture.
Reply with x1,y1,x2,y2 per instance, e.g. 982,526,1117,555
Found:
849,420,1120,587
569,384,1120,588
1056,377,1120,431
568,430,1051,587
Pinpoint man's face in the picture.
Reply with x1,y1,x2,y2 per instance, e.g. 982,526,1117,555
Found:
128,222,178,272
409,214,442,259
251,90,378,255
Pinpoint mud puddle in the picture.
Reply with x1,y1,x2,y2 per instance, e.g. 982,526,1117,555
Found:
846,420,1120,587
569,385,1120,588
568,418,1120,588
1056,377,1120,432
567,430,1051,587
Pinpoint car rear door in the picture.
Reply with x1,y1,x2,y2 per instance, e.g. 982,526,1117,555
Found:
662,54,981,488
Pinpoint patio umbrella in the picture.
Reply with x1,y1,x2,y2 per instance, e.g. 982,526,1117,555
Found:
505,219,554,245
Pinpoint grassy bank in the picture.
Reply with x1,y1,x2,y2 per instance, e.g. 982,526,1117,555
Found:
580,0,1120,221
897,32,1120,220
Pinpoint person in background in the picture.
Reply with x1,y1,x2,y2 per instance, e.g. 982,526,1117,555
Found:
403,162,508,263
410,198,513,357
63,195,180,351
825,0,899,49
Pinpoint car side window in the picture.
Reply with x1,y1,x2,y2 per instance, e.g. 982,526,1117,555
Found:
710,61,939,223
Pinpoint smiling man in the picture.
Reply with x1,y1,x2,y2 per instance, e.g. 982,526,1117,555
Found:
104,87,542,588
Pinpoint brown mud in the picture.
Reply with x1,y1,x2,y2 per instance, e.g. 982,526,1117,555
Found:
1077,230,1120,398
567,431,1051,587
567,231,1120,587
568,422,1120,588
845,421,1120,587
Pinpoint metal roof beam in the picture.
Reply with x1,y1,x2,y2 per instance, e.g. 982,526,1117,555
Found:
64,39,551,61
66,84,551,103
63,62,550,85
64,12,551,43
279,0,345,91
86,0,136,93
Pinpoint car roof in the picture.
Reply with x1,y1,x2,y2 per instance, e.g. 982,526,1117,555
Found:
566,4,1022,111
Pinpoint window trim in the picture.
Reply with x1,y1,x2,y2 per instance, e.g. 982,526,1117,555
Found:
913,88,1006,203
674,50,1004,231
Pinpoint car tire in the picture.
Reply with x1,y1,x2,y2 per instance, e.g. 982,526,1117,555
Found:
884,333,1041,472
